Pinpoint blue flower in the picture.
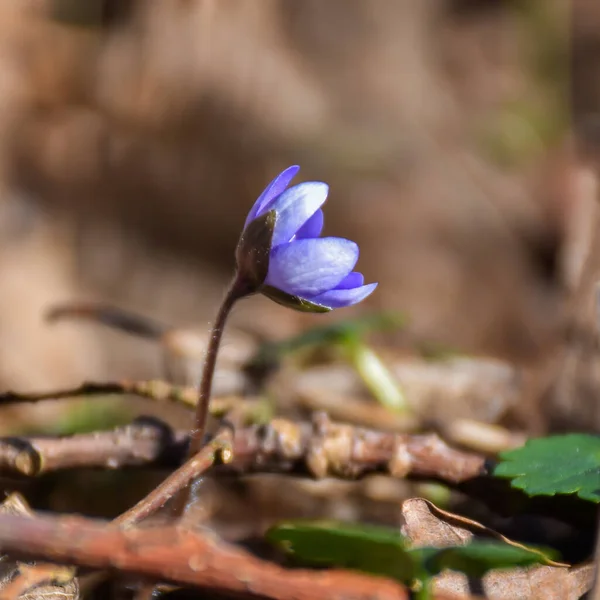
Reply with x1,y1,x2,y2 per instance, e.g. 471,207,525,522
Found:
237,166,377,312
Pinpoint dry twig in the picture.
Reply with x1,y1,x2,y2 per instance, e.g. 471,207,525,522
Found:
401,498,594,600
0,494,78,600
0,380,243,412
114,428,233,528
0,512,412,600
0,412,486,483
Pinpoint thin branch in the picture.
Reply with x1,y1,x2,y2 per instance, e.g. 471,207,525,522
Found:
46,302,168,340
0,416,187,476
0,381,134,405
114,428,233,528
0,512,413,600
0,380,231,411
231,412,486,482
0,381,267,430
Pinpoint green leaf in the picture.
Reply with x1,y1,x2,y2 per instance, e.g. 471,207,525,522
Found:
266,521,549,586
494,434,600,503
417,541,547,578
266,520,418,582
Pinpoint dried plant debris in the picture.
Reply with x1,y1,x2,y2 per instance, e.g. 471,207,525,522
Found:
401,498,566,566
0,494,78,600
293,356,520,431
266,518,553,595
0,512,412,600
441,419,526,455
401,498,593,600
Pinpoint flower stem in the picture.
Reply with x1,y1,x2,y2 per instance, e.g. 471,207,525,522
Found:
168,278,244,520
187,280,242,459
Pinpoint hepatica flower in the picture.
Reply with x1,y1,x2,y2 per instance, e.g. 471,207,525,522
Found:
185,165,378,462
236,165,377,312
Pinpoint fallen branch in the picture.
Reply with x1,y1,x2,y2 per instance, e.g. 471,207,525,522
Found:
0,413,486,483
0,512,411,600
0,414,591,527
0,416,187,476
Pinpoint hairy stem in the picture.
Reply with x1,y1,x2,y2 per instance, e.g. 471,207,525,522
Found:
187,281,241,458
168,278,245,520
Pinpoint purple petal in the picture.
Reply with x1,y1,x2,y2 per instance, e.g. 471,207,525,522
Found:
294,209,324,240
307,282,378,309
244,165,300,228
335,271,364,289
265,237,358,296
269,182,329,246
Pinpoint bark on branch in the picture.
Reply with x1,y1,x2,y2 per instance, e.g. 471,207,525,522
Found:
0,512,412,600
0,412,486,483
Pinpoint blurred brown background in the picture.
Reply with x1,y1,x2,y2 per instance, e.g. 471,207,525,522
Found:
0,0,588,418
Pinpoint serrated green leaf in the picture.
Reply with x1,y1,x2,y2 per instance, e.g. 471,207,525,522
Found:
494,434,600,503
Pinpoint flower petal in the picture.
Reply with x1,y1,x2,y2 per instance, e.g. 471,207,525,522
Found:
307,282,378,309
265,237,358,296
335,271,364,289
244,165,300,227
294,209,324,240
269,182,328,246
